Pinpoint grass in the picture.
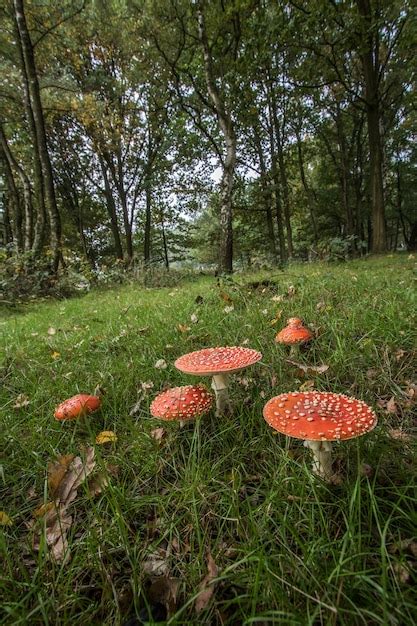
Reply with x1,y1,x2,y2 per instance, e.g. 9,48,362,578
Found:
1,254,416,625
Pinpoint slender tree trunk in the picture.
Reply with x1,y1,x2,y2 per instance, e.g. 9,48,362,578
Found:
144,184,152,265
115,150,133,261
269,83,293,257
0,145,23,252
160,211,169,270
254,129,278,262
295,131,318,245
265,92,286,262
356,0,386,253
14,0,61,269
14,16,45,256
197,2,236,273
0,125,33,251
334,106,354,236
99,155,124,260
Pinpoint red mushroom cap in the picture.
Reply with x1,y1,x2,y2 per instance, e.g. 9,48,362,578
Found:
275,318,313,344
150,385,213,421
54,394,101,421
174,346,262,376
263,391,377,441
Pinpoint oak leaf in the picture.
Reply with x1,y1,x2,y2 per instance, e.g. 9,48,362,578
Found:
195,552,218,613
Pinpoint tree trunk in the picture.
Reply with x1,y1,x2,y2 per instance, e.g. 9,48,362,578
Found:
144,183,152,265
269,83,293,257
295,130,318,245
254,128,278,262
265,91,286,262
99,155,124,260
115,150,133,261
0,124,33,251
0,143,23,252
197,2,236,274
356,0,386,253
14,0,61,269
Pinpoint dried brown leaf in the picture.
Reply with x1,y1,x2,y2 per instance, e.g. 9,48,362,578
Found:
33,448,96,562
148,576,180,618
13,393,30,409
150,427,166,442
386,397,398,414
286,360,329,375
299,379,315,391
87,472,109,496
219,291,233,303
195,552,218,613
177,323,191,333
47,454,75,499
143,547,170,576
387,429,414,442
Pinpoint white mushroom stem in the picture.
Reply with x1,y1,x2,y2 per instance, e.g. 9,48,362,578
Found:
211,373,231,416
304,440,333,481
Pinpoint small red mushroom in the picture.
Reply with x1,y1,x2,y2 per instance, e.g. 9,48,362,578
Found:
275,318,313,356
54,394,101,421
150,385,213,424
174,346,262,416
263,391,377,482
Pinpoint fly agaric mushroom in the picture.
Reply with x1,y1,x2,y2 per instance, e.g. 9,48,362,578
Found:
150,385,213,425
263,391,377,482
175,346,262,416
54,394,101,421
275,318,313,356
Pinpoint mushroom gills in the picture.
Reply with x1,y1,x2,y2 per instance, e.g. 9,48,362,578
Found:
304,440,333,480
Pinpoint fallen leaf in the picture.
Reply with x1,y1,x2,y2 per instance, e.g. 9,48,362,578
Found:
47,327,57,336
51,351,60,360
360,463,374,478
48,454,76,499
299,379,315,391
96,431,117,445
147,576,180,619
155,359,167,370
223,305,234,314
87,472,109,496
195,552,218,613
392,562,412,584
389,539,417,557
219,291,233,303
271,295,285,303
142,381,154,391
286,360,329,375
177,324,191,333
386,397,398,414
387,429,414,442
190,313,198,324
395,349,406,361
150,427,165,442
0,511,12,526
237,377,251,388
143,547,170,576
33,448,96,561
366,368,378,380
287,285,296,297
13,394,30,409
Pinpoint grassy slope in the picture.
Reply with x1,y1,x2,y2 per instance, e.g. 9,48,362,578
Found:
0,255,416,626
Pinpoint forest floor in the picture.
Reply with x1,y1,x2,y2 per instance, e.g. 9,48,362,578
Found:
1,254,416,626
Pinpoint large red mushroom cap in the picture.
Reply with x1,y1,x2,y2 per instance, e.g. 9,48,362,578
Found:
54,394,101,421
174,346,262,376
263,391,377,441
150,385,213,421
275,318,313,345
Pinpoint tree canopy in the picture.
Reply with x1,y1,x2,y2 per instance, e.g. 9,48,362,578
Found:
0,0,416,276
